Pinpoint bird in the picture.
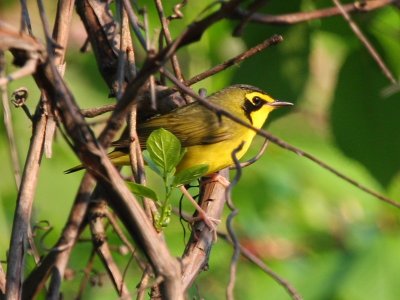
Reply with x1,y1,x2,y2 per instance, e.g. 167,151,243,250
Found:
65,84,293,175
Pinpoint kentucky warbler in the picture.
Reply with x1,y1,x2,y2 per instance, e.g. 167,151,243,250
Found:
66,84,292,175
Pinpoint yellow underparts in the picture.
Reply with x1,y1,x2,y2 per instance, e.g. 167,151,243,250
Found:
176,132,255,175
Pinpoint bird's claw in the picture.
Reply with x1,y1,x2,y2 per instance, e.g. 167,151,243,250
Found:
190,212,220,241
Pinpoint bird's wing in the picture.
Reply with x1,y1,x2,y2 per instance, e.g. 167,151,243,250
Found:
112,103,234,148
139,103,234,147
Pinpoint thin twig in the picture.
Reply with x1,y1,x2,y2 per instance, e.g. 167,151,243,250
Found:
0,52,22,188
163,70,400,209
90,204,131,299
116,1,127,100
122,0,147,49
136,267,152,300
105,210,147,271
121,2,158,223
168,0,187,21
37,0,59,57
76,248,96,300
174,207,303,300
232,0,396,25
225,142,243,300
231,138,269,169
20,0,33,35
332,0,397,84
154,0,185,83
6,104,47,300
80,104,116,118
185,35,283,86
120,3,137,80
233,0,268,36
24,177,93,299
218,232,303,300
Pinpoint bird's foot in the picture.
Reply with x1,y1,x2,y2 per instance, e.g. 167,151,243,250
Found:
202,173,230,188
179,185,220,241
188,212,220,241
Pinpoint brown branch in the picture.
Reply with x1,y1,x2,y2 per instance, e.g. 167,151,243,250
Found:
105,210,147,271
181,169,229,290
177,207,303,300
6,103,47,300
177,0,242,48
137,268,152,300
121,0,146,49
233,0,268,36
1,20,49,300
76,0,120,92
80,104,116,118
185,34,283,86
20,0,33,35
76,248,96,299
0,260,6,296
39,2,143,295
118,3,136,83
31,42,183,300
0,51,22,188
154,0,185,82
24,4,189,297
332,0,397,84
0,24,44,87
232,0,396,25
163,70,400,209
23,177,94,299
90,203,131,299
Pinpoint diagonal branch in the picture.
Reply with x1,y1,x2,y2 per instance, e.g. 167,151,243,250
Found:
32,43,183,299
232,0,397,25
218,232,303,300
332,0,397,84
90,202,131,299
5,102,47,300
185,34,283,86
163,70,400,209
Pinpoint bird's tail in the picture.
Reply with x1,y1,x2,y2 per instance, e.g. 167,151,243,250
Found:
64,150,130,174
64,164,85,174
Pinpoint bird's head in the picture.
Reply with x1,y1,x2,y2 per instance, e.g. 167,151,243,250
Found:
212,84,293,129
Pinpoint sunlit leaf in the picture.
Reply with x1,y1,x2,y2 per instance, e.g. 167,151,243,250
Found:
146,128,183,176
126,182,158,202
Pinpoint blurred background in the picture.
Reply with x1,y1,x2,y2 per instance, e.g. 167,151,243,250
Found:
1,0,400,299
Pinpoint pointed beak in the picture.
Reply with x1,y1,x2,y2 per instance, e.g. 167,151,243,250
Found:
268,100,294,107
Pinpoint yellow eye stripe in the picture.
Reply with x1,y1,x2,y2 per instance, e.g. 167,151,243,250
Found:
245,92,275,104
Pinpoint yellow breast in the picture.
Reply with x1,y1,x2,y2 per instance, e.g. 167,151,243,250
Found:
176,128,256,175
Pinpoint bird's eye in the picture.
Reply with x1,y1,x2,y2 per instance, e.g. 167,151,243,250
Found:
252,96,263,108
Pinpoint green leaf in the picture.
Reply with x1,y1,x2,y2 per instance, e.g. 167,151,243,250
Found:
146,128,182,176
126,182,158,202
173,164,209,186
142,150,162,176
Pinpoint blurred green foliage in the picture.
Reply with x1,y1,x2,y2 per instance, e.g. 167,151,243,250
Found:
1,1,400,299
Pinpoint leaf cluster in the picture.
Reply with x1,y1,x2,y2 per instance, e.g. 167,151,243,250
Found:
127,129,208,230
